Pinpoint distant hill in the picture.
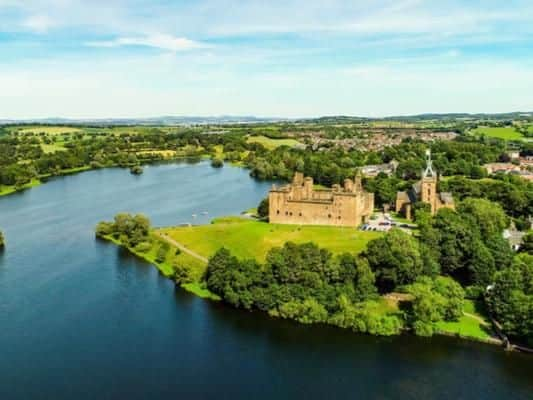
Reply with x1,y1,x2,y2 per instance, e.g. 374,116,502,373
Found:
0,115,285,126
1,112,532,126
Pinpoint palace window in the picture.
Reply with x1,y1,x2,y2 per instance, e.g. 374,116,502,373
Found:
299,212,302,217
277,210,280,215
328,214,332,218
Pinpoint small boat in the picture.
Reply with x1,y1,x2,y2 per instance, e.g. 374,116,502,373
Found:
201,211,208,215
192,214,197,218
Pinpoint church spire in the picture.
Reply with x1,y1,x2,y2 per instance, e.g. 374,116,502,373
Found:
423,149,435,178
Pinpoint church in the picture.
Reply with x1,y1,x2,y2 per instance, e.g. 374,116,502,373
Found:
395,150,454,219
269,172,374,227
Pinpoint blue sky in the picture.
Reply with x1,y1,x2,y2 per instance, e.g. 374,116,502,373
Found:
1,0,533,119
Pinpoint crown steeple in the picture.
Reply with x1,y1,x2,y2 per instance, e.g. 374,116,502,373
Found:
423,149,436,178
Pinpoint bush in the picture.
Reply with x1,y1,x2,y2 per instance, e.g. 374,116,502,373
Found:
130,165,143,175
95,221,113,237
173,263,193,284
211,158,223,168
155,244,169,263
135,241,152,253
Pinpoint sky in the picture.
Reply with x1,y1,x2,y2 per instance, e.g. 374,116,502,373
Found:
1,0,533,119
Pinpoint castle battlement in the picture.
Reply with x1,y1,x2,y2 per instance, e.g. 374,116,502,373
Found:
268,172,374,227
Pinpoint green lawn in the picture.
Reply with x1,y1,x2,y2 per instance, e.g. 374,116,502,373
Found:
246,135,301,150
435,300,494,341
159,217,382,262
471,126,524,141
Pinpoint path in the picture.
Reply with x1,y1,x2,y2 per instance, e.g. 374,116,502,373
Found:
463,312,490,326
154,231,209,264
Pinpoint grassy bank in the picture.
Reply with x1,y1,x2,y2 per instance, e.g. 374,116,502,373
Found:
101,233,218,299
159,217,382,262
435,300,496,342
0,179,41,197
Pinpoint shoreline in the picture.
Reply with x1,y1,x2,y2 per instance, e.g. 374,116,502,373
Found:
98,234,220,301
0,155,215,198
99,230,507,350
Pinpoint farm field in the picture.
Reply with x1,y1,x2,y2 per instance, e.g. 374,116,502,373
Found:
246,135,301,150
471,126,524,140
17,126,83,135
41,143,66,153
158,217,382,262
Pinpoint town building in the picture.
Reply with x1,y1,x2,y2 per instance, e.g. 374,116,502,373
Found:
268,172,374,227
483,163,521,175
395,150,455,219
360,160,399,177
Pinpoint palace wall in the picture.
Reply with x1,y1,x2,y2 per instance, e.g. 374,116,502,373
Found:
269,173,374,227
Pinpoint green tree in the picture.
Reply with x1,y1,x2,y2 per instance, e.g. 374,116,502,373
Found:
458,198,509,238
211,158,223,168
520,232,533,255
365,229,424,292
257,197,269,219
487,254,533,341
406,276,464,336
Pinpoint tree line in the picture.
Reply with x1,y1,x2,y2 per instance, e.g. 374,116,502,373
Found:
206,197,532,343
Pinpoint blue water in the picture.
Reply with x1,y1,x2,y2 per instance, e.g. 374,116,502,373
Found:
0,161,531,399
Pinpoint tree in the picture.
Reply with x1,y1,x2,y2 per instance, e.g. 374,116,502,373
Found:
211,158,223,168
95,221,113,237
520,232,533,255
96,213,151,247
364,229,424,292
487,254,533,342
458,198,509,239
257,197,269,219
130,165,143,175
406,276,465,336
155,243,169,263
0,230,4,248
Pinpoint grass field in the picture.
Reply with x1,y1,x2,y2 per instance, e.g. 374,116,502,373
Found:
471,126,524,140
159,217,382,262
435,300,494,341
246,135,301,150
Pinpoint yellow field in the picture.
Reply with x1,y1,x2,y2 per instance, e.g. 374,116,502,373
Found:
18,126,82,135
136,150,177,157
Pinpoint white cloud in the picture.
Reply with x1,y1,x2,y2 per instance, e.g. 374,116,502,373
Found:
22,15,55,33
85,34,209,52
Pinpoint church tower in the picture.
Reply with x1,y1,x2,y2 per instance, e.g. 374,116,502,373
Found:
420,149,438,214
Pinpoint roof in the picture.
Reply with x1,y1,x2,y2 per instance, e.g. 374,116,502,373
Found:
440,192,454,204
396,191,410,203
